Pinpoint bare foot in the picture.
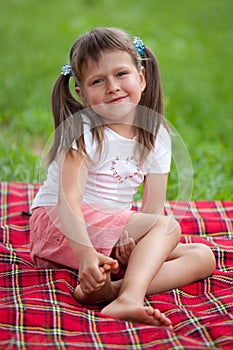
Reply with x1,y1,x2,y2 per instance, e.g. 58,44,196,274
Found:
101,298,172,329
74,273,121,305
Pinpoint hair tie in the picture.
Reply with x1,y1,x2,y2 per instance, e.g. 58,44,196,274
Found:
133,37,145,56
61,63,72,77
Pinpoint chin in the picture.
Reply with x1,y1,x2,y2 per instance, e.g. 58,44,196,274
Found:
92,102,136,125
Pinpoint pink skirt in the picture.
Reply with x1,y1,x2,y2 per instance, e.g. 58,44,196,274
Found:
29,204,134,270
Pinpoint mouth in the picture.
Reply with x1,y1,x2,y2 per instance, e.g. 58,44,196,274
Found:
106,95,128,104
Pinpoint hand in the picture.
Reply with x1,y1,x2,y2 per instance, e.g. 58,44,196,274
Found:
78,248,118,294
114,230,135,265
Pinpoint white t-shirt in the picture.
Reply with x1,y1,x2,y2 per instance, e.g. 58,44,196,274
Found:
32,119,171,210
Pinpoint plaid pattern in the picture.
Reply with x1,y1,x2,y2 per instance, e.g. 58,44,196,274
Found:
0,182,232,349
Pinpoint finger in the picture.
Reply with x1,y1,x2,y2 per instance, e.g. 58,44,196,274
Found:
102,263,113,272
117,230,127,247
80,266,105,287
117,245,129,265
82,282,104,294
124,231,135,248
124,231,135,247
120,231,133,258
90,267,106,283
80,272,106,293
118,232,128,257
99,255,119,270
125,239,135,255
121,231,134,251
115,247,125,265
120,246,128,262
80,279,94,294
122,230,130,245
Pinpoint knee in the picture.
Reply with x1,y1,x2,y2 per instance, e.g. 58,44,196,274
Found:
191,243,216,277
167,216,181,240
159,216,181,243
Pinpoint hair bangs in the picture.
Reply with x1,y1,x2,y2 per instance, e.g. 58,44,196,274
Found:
71,28,137,81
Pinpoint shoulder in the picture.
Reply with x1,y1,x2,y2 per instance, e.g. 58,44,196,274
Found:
146,125,171,173
154,125,171,152
71,113,93,151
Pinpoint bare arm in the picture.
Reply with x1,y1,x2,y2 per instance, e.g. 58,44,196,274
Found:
58,149,92,254
141,173,169,215
58,149,118,293
114,173,169,264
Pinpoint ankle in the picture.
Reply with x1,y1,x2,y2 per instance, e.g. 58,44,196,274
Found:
116,292,144,306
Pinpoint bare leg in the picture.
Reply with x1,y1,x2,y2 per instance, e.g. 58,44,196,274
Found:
100,243,215,326
147,242,216,294
75,212,215,326
75,242,215,305
101,215,180,326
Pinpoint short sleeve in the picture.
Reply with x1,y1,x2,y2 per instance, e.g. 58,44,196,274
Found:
71,114,95,155
147,125,171,174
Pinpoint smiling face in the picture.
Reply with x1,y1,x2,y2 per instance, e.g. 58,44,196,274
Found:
75,50,146,126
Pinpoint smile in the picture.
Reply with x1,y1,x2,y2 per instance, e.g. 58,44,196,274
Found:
106,95,128,104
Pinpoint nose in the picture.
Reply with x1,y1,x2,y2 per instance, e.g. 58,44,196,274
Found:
106,77,120,93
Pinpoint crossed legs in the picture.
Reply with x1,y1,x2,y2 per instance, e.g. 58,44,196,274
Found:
74,213,216,327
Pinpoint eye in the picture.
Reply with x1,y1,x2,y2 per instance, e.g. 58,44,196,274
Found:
117,71,128,77
92,78,103,85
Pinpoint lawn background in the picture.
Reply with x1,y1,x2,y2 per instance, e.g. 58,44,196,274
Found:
1,0,232,200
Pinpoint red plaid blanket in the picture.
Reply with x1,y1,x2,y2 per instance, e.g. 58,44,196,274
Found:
0,182,232,349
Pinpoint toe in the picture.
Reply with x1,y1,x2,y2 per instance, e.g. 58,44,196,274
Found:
153,309,172,328
145,306,155,317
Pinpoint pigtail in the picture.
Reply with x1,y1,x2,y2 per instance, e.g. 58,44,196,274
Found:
46,28,169,167
47,74,84,164
135,46,168,164
140,47,164,115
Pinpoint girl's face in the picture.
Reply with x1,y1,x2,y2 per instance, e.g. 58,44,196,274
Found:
75,50,146,125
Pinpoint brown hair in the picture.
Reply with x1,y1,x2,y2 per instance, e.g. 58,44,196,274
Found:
48,27,168,164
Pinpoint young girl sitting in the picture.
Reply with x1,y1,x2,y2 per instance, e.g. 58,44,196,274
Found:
30,27,216,328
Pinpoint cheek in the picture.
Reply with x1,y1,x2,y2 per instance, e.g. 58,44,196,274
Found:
129,74,144,91
87,91,103,106
76,88,90,106
127,80,143,103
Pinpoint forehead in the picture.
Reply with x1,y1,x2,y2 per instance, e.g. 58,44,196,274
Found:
80,50,136,78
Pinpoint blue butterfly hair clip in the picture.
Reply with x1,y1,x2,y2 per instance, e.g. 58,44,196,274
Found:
61,63,72,77
133,37,145,56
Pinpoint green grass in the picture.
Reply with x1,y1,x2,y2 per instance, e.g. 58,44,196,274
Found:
1,0,232,200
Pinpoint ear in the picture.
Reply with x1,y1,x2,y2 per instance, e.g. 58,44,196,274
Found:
139,66,146,92
75,87,88,105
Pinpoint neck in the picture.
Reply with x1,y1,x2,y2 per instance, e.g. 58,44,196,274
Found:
107,123,136,139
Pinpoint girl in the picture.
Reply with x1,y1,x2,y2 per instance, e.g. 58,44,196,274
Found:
30,27,216,328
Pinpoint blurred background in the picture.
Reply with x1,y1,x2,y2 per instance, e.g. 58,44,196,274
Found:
1,0,232,200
